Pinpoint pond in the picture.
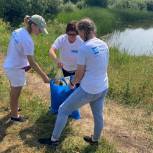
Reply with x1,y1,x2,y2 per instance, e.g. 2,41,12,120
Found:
107,26,153,56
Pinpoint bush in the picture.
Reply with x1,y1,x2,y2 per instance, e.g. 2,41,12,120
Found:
85,0,108,8
60,1,78,12
2,0,28,27
0,19,10,53
108,0,146,10
63,0,80,3
0,0,62,27
76,0,87,9
147,1,153,11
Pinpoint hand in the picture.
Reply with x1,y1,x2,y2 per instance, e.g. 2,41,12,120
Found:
55,59,63,68
69,80,75,89
69,84,75,89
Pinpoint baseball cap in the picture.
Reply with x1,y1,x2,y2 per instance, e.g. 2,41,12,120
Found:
30,14,48,34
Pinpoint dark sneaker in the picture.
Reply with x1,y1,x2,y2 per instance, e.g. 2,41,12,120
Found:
10,116,26,122
38,138,59,147
83,136,98,145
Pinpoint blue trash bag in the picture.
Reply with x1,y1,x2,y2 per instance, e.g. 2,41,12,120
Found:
49,77,81,120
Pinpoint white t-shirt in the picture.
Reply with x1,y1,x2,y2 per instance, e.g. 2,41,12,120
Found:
77,37,109,94
3,27,34,69
52,34,83,71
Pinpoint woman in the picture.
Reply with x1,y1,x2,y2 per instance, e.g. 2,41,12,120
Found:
39,18,109,146
3,14,50,122
49,21,83,77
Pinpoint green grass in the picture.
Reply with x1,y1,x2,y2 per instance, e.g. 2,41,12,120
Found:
0,72,118,153
0,19,10,53
109,48,153,111
56,8,153,36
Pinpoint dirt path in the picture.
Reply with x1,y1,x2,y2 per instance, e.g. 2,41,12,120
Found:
0,52,153,153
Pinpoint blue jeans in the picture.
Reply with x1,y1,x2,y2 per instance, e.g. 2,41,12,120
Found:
52,87,108,141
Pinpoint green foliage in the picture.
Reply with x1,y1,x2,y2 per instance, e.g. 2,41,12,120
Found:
108,48,153,106
76,0,87,9
146,0,153,11
111,9,153,22
0,19,10,53
85,0,108,7
60,1,78,12
63,0,80,3
108,0,153,11
56,8,118,36
0,0,62,27
26,0,62,17
56,8,153,36
1,0,29,27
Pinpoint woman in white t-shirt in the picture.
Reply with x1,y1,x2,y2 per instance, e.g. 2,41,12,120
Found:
49,21,83,77
3,15,50,122
39,18,109,146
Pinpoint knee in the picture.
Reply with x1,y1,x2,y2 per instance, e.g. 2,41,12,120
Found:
58,104,70,116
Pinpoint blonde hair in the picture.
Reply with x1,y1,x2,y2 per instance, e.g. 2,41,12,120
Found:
24,15,32,33
77,18,96,41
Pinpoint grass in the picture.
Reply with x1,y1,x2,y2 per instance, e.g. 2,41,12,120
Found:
109,48,153,110
56,8,153,36
0,66,118,153
0,19,10,53
0,8,153,152
1,7,153,109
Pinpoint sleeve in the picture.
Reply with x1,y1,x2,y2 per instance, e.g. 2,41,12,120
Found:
51,35,63,50
77,47,86,65
22,39,34,56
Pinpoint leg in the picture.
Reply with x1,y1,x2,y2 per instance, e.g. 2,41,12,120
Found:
10,86,22,118
89,90,107,141
52,87,93,140
4,68,26,121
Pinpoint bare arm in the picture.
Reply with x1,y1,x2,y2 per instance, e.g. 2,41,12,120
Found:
49,47,63,68
70,64,85,87
27,55,50,83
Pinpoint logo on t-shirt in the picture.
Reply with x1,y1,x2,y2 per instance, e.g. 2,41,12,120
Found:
92,46,107,55
92,47,100,54
71,50,78,53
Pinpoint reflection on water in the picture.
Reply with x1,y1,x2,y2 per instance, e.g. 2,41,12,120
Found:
107,28,153,55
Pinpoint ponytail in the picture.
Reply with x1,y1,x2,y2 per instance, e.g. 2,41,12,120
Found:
24,15,32,33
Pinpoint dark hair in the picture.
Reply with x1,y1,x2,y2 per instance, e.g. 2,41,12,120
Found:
77,18,96,41
66,21,78,34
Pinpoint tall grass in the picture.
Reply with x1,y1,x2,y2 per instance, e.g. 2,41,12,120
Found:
56,8,153,36
56,8,118,36
109,48,153,109
0,19,10,53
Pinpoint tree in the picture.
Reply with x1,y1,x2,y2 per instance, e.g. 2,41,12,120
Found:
3,0,28,26
0,0,63,27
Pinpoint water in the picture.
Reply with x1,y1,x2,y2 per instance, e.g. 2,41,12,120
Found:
107,27,153,56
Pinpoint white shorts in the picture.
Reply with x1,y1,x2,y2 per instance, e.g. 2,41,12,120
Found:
4,68,26,87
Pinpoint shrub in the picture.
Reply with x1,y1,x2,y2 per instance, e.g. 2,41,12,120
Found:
76,0,87,9
146,1,153,11
60,1,78,12
85,0,108,8
0,0,62,27
2,0,28,27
